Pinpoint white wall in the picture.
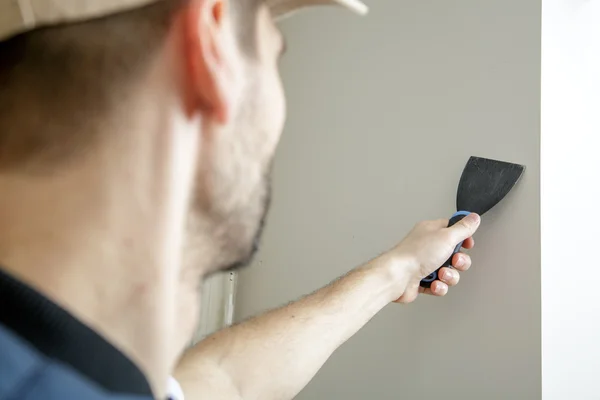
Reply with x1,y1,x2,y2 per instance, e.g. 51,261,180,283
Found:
236,0,541,398
192,272,237,344
541,1,600,399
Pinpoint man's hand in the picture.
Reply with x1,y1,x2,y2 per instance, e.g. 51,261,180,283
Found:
390,213,481,303
175,213,481,400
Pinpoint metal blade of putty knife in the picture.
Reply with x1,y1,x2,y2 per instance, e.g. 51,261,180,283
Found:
420,156,525,288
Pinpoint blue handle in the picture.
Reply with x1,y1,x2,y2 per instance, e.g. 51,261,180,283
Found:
420,211,471,289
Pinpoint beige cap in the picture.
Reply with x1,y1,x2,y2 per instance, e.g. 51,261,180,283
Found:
0,0,367,42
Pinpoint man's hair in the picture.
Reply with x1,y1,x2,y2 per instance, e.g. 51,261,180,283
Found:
0,0,261,170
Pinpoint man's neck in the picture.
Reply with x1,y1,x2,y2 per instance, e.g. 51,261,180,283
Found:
0,124,199,398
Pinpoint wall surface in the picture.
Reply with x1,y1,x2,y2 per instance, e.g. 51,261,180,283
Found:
236,0,542,399
541,1,600,399
193,272,237,344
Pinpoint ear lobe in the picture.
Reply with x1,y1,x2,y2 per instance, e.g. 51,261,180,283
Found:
181,0,233,124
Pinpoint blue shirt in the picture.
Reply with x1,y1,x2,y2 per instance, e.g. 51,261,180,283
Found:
0,269,155,400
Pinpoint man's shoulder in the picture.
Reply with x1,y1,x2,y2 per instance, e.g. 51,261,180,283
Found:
0,323,45,398
0,325,151,400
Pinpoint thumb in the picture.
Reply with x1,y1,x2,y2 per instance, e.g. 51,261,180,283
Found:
447,213,481,243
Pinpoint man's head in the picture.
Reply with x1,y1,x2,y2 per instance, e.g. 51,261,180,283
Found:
0,0,366,379
0,0,364,275
1,0,280,272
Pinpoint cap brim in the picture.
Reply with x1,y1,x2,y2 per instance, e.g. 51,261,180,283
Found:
268,0,368,20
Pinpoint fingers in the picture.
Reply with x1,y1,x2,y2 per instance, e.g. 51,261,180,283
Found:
462,237,475,249
419,280,448,296
447,213,481,243
419,262,468,297
438,267,460,286
452,253,472,272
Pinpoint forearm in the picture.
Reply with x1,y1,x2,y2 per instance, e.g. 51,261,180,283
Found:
175,254,410,400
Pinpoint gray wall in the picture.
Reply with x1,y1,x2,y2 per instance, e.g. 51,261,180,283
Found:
236,0,541,398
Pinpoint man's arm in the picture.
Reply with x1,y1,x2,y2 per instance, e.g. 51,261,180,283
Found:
174,215,480,400
176,256,406,400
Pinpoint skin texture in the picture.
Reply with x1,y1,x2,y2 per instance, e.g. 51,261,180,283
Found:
0,0,481,399
174,218,479,400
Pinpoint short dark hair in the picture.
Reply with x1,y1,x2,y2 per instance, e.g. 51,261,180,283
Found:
0,0,261,170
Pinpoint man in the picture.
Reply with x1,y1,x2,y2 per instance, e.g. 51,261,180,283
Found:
0,0,481,399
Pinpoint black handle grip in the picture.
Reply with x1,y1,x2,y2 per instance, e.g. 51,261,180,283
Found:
420,212,470,289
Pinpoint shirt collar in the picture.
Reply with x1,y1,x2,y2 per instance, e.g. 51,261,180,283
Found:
0,268,154,397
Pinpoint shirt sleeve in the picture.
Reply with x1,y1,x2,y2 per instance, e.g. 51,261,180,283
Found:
166,376,185,400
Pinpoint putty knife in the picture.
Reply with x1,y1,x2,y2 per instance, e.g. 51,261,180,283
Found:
420,156,525,288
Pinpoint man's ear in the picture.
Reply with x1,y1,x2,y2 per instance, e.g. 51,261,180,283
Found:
180,0,237,124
